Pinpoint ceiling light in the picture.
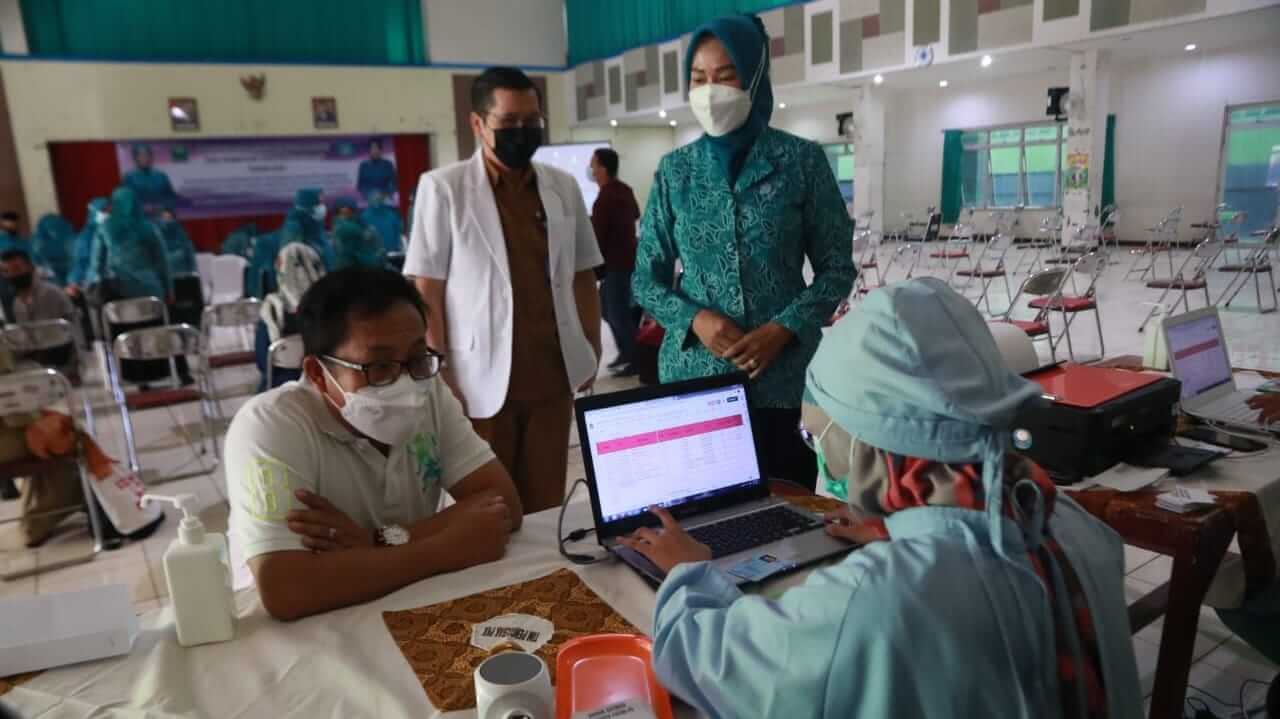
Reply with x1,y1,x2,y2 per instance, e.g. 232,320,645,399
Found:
873,73,884,85
1184,43,1197,51
609,119,618,127
669,119,677,127
658,109,668,118
778,102,787,109
939,80,949,88
980,54,993,68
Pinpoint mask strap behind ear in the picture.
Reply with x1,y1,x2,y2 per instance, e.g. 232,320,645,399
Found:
746,38,768,101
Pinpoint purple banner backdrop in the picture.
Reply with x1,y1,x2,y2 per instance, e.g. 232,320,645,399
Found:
114,135,397,219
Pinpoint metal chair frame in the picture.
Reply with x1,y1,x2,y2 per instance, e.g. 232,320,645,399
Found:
1216,225,1278,314
266,334,305,390
0,368,107,568
109,324,218,481
954,233,1016,316
997,267,1071,362
1029,252,1108,361
0,319,95,435
1138,238,1223,333
1127,206,1182,281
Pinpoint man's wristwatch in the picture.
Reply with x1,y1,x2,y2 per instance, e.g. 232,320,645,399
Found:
375,524,410,547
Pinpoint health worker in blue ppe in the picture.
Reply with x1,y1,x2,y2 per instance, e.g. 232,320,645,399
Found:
361,190,404,255
622,277,1143,719
331,195,384,270
157,206,197,275
31,214,75,286
66,198,109,300
281,188,334,269
121,144,178,216
356,138,397,201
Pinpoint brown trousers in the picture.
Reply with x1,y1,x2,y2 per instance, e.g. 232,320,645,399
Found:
471,393,574,515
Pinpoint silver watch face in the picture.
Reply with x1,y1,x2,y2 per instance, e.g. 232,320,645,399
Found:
381,524,410,546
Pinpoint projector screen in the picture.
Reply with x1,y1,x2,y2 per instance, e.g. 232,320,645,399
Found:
533,141,611,210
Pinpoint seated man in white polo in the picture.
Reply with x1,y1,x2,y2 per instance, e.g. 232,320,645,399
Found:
225,266,523,621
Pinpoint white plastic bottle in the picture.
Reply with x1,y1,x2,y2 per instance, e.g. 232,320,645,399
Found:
141,494,235,647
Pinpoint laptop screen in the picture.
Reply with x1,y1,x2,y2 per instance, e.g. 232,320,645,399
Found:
581,382,760,524
1166,313,1234,400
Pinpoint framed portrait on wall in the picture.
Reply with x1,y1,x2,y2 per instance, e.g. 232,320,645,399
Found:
168,98,200,132
313,97,338,129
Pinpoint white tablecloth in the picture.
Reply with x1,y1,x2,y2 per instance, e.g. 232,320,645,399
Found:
5,501,665,719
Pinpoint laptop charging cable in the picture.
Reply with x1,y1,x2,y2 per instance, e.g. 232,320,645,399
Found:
558,479,611,565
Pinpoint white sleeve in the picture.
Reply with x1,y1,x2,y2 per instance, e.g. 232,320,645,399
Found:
568,175,605,272
433,379,497,489
402,172,451,280
223,402,316,560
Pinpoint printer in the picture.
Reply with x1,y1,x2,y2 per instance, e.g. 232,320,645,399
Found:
1014,363,1181,484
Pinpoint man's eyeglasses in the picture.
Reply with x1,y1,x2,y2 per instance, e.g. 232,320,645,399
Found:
322,351,445,387
484,112,546,130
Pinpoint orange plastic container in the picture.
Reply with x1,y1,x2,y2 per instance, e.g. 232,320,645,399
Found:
554,634,675,719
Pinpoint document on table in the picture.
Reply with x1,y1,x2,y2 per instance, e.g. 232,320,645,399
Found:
1087,463,1169,492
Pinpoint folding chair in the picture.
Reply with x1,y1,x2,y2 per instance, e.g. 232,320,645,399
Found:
110,325,218,480
1138,238,1223,333
930,208,974,278
1098,205,1120,259
995,267,1070,363
954,232,1015,316
210,255,249,304
100,296,171,390
1216,225,1278,314
0,368,107,570
1127,206,1181,281
0,319,95,435
1027,252,1107,361
1013,209,1061,275
850,228,882,296
200,298,262,413
266,335,305,390
195,252,217,301
858,244,923,295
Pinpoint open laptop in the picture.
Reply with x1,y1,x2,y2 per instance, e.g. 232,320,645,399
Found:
1162,306,1275,431
575,373,854,586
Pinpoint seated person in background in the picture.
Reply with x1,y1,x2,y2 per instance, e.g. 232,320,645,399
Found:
361,190,403,255
157,206,197,276
623,278,1142,718
225,267,523,621
0,249,78,380
255,243,325,392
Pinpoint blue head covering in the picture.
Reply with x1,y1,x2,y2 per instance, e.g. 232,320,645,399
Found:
333,195,359,213
294,188,322,210
804,277,1044,556
685,14,774,182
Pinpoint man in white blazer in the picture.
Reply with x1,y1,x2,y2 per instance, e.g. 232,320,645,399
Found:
405,67,603,514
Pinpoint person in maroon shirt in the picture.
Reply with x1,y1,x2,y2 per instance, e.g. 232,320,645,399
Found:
589,148,642,376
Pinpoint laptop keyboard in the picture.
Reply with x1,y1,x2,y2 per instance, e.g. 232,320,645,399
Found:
1212,396,1273,425
687,505,824,559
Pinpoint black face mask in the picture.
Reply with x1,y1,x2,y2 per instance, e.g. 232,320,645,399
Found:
10,273,33,290
489,126,543,170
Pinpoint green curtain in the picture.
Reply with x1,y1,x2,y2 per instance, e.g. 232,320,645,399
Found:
21,0,425,65
940,130,964,223
1101,114,1116,210
566,0,800,66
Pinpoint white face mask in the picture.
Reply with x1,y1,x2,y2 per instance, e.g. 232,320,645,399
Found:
689,83,752,137
311,204,327,222
94,211,110,224
321,365,428,446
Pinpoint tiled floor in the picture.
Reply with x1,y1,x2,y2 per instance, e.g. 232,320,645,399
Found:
1,244,1277,711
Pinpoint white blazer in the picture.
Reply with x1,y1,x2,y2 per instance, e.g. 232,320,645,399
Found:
403,150,604,419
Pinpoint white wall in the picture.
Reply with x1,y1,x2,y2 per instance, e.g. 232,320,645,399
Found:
0,60,568,219
0,0,26,55
424,0,566,68
771,98,855,144
1108,42,1280,242
881,69,1069,234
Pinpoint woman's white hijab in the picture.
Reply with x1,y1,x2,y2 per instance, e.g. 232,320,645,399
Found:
261,243,324,342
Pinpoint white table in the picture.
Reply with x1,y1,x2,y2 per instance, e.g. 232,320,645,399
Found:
4,501,666,718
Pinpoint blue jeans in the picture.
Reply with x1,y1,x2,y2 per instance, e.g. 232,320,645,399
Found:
600,270,637,364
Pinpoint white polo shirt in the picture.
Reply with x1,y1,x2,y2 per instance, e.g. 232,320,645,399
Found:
224,376,495,580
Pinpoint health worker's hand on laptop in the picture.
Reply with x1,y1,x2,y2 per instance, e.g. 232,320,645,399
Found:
1247,393,1280,424
619,506,712,573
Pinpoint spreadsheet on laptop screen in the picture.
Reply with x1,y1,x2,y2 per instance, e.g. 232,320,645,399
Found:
1166,314,1234,401
583,384,760,523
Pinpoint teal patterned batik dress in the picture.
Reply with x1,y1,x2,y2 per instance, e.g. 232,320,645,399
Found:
632,127,856,409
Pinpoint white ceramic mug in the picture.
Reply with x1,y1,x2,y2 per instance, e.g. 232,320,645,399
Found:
474,652,554,719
